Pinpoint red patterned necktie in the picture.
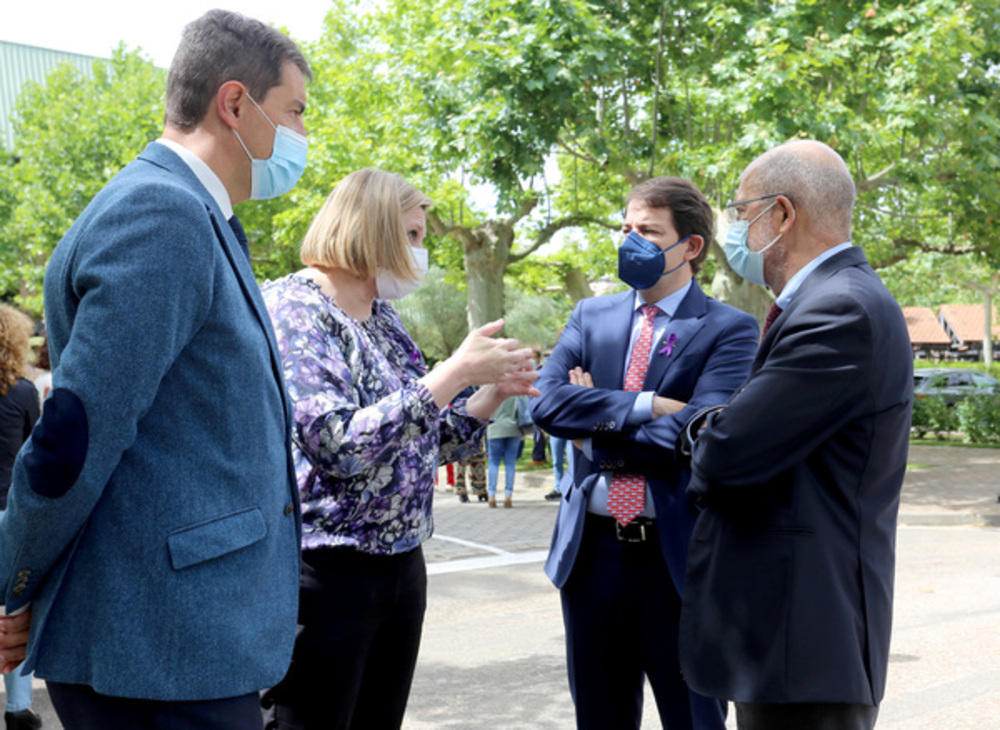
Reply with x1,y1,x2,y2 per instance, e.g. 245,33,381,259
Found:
762,302,783,339
607,303,658,525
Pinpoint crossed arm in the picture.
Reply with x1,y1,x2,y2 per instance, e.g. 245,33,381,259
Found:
566,366,686,450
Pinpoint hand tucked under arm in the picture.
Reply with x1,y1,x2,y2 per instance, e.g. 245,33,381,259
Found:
0,608,31,674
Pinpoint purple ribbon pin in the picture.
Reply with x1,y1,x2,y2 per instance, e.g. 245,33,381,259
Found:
658,333,678,356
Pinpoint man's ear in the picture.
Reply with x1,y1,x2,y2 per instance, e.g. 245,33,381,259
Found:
216,81,247,130
777,195,796,233
684,234,705,261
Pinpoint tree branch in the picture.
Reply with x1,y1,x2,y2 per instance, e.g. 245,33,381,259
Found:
503,195,539,228
509,214,618,263
856,142,950,192
556,138,604,166
427,210,478,249
649,1,668,178
868,236,977,269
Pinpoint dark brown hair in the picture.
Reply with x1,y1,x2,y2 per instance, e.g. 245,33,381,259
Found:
165,9,312,129
626,177,714,274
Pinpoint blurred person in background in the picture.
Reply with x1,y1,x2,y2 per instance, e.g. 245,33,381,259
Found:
0,305,41,730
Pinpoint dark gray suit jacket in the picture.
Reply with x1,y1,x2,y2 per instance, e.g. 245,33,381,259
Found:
680,246,912,705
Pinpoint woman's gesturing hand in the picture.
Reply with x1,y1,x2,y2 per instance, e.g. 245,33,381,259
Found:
422,319,537,410
449,319,535,386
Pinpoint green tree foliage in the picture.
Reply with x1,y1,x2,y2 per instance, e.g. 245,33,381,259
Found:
543,0,1000,316
0,47,165,311
502,286,573,353
4,1,999,337
394,267,470,365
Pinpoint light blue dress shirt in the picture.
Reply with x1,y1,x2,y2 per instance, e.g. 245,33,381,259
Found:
775,242,854,309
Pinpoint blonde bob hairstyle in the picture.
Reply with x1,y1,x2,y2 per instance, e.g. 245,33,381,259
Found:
300,168,432,281
0,304,32,397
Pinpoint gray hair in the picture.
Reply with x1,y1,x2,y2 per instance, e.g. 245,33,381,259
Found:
165,9,311,129
745,140,855,236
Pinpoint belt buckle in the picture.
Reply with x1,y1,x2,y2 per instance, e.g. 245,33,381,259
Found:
615,520,646,543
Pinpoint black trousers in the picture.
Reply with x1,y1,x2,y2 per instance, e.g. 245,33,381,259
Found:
560,514,726,730
736,701,879,730
46,682,262,730
532,428,548,461
263,545,427,730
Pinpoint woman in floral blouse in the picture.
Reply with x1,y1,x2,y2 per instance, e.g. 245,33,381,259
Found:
260,168,538,730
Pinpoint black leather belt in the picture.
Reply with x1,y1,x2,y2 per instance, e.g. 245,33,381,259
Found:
585,513,657,544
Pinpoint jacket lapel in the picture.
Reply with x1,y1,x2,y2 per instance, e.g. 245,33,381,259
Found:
643,283,708,391
136,143,291,417
760,246,867,357
586,292,636,389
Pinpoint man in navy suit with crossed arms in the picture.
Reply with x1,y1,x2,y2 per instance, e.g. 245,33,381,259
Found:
531,176,759,729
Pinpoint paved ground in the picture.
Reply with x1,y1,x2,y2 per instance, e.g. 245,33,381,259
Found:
12,443,1000,728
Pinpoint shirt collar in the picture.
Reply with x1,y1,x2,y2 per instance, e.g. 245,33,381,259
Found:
634,279,693,319
155,138,234,219
775,242,853,309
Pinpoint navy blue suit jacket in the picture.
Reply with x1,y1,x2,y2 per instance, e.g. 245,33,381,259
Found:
0,143,302,700
531,283,758,590
679,247,912,705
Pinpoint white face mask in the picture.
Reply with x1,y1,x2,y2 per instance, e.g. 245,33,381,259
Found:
376,247,429,300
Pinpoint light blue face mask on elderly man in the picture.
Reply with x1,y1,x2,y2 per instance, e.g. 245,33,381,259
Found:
723,194,787,287
232,93,308,200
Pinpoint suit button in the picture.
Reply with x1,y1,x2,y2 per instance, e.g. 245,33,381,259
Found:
609,421,616,429
11,587,23,598
284,503,295,517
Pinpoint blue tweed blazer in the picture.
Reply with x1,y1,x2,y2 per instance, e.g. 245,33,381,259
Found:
0,143,302,700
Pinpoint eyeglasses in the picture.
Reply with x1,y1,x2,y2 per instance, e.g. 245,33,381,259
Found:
724,193,794,225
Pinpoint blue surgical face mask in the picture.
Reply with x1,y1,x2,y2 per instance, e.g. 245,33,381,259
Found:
232,93,308,200
723,201,781,287
617,231,690,291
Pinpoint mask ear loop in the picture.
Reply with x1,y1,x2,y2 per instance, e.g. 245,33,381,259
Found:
231,127,253,159
231,90,278,161
754,196,795,256
659,235,692,278
245,92,278,132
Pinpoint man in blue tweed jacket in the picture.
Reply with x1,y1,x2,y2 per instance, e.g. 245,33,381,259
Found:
0,10,310,728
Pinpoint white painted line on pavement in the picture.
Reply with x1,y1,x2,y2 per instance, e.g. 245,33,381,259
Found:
431,534,508,555
427,547,549,575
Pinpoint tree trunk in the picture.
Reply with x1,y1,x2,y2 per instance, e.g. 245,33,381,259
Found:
984,276,996,367
463,220,513,329
564,266,593,304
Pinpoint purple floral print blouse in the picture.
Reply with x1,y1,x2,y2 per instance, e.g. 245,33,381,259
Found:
262,274,487,555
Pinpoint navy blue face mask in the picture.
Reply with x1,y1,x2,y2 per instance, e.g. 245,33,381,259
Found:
617,231,690,290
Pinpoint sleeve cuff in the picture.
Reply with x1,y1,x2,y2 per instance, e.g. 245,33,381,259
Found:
677,405,724,460
626,391,655,425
